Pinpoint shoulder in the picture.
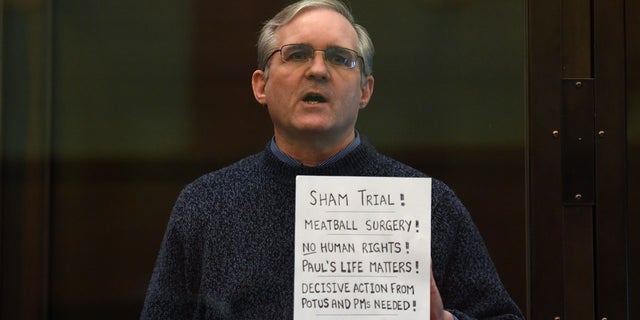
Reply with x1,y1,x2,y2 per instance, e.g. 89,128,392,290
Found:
431,179,465,214
378,154,426,177
429,178,470,233
360,146,428,178
171,152,266,219
363,147,468,223
359,139,466,214
359,142,465,215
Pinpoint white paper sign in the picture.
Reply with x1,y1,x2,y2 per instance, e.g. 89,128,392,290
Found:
294,176,431,319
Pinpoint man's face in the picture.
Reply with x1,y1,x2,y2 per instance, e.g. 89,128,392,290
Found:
252,8,374,144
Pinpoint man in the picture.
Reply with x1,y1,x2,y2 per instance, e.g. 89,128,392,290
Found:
141,0,524,319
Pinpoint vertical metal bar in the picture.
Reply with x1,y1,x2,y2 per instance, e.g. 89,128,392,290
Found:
561,0,592,78
0,0,5,314
527,0,565,318
562,207,595,319
560,78,596,320
529,0,605,318
593,0,629,318
560,0,597,319
561,78,595,205
0,0,5,313
625,0,640,317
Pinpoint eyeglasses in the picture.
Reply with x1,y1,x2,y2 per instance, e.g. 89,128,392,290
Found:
268,44,364,70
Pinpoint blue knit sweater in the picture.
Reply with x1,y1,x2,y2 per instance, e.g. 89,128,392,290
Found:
141,139,523,319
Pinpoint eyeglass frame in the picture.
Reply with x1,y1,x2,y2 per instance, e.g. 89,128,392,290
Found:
264,43,366,74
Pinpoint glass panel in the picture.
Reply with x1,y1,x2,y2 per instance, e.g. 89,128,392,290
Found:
352,0,526,310
49,0,526,317
51,1,193,318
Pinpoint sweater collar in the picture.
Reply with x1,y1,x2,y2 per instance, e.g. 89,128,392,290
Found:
261,135,377,181
269,131,362,168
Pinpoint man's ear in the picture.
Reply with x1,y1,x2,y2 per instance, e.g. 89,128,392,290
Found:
251,70,267,105
359,75,375,109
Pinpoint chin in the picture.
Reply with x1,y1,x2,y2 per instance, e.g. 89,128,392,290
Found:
296,126,333,135
292,118,334,132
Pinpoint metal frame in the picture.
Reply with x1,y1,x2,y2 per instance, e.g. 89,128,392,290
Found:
528,0,629,318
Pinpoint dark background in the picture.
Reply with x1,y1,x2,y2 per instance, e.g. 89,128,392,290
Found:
2,0,637,319
52,0,527,317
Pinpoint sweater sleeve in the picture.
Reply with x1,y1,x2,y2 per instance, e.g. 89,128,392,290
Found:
140,200,197,319
431,180,524,320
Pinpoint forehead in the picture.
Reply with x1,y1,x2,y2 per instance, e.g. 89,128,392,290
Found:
275,8,359,49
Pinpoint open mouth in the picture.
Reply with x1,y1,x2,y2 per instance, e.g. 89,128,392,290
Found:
303,93,327,104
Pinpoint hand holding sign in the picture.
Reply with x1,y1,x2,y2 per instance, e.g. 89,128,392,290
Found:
430,264,455,320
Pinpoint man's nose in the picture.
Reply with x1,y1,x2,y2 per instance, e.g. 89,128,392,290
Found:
305,51,330,80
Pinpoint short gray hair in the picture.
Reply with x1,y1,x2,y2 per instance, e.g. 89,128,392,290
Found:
256,0,374,80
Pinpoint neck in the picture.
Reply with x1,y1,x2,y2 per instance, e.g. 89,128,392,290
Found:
273,131,355,167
